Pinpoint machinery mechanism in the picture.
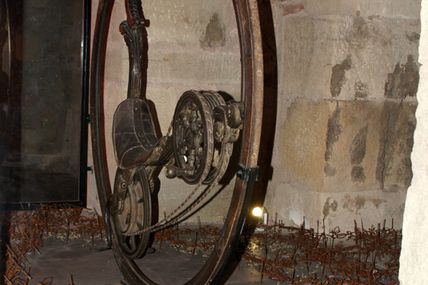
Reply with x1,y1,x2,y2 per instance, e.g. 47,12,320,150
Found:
110,89,243,245
90,0,263,283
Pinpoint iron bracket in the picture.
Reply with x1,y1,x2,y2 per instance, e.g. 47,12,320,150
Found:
236,164,259,183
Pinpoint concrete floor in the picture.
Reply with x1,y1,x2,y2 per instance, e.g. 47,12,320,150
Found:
27,238,277,285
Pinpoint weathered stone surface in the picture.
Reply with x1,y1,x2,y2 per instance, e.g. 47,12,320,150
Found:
143,0,239,50
385,55,420,99
263,1,421,231
275,100,416,194
200,13,226,48
277,100,335,192
323,101,385,193
376,102,417,192
266,182,407,231
330,55,352,97
278,13,420,101
320,190,406,231
286,0,421,18
146,50,240,89
268,98,416,230
264,182,322,228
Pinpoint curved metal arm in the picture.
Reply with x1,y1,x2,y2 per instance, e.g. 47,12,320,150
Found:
121,0,149,99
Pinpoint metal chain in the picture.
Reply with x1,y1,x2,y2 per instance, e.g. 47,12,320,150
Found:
171,142,233,226
135,148,229,234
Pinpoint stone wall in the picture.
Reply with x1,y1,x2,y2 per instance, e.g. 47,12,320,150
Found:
87,0,421,230
264,0,420,231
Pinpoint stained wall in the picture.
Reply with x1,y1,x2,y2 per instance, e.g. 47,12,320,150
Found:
265,0,420,231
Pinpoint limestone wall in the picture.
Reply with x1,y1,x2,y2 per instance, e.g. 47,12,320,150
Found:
87,0,421,230
265,0,420,231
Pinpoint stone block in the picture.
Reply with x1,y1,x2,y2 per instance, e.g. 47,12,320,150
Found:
264,182,321,228
143,0,239,51
377,102,417,192
265,183,406,232
265,184,407,231
277,0,421,19
274,99,416,193
276,100,335,192
323,101,385,193
277,14,420,101
146,50,240,90
319,190,407,231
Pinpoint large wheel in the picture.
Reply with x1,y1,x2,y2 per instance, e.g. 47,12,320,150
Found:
90,0,263,284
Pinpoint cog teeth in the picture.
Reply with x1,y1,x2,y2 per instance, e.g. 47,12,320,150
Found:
126,91,234,233
172,90,215,184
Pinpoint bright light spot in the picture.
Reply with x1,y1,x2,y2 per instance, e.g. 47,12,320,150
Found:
252,207,264,218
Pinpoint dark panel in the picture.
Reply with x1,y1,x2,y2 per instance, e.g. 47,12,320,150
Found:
0,0,90,207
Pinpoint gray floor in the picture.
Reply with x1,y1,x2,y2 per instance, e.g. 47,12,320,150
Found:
27,239,278,285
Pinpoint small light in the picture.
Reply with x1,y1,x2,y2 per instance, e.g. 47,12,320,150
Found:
252,207,264,218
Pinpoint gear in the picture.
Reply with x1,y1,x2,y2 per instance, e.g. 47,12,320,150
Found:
111,167,153,259
172,90,214,184
200,91,234,185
